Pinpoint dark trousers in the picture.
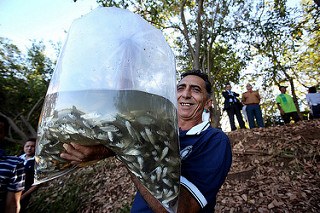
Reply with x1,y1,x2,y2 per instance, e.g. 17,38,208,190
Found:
246,104,264,128
311,104,320,118
226,104,246,131
282,111,301,124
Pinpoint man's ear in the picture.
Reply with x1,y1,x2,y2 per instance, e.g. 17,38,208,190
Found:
205,99,213,110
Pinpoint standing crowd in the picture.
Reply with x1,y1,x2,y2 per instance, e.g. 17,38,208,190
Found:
223,83,320,131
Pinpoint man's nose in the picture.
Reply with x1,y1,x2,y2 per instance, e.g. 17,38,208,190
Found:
181,89,191,98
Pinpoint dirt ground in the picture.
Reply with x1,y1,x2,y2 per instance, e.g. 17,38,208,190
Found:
28,119,320,212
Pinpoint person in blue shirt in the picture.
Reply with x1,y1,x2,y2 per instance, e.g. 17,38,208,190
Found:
61,70,232,212
0,150,25,213
1,116,25,213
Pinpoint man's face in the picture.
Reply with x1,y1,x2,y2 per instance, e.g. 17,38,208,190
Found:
280,87,286,93
177,75,211,123
24,141,36,157
246,84,252,91
226,85,232,91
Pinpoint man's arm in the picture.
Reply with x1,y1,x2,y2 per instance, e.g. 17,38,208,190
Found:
256,91,261,101
5,191,22,213
277,103,284,115
241,93,246,104
177,186,201,213
306,94,312,106
131,172,201,213
222,91,229,99
129,173,167,213
21,185,40,200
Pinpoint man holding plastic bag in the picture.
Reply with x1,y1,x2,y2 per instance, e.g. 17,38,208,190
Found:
62,70,232,212
35,7,231,212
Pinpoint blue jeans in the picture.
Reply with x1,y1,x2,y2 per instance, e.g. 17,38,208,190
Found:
246,104,264,128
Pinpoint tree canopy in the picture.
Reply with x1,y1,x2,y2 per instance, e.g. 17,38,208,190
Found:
1,0,319,145
95,0,319,126
0,38,54,144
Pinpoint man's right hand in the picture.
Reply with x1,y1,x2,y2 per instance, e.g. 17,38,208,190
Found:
60,143,114,164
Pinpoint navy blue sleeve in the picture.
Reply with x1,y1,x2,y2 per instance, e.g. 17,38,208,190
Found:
181,128,232,208
130,191,153,213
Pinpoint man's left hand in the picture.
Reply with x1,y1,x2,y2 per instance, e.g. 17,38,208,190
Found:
60,143,114,164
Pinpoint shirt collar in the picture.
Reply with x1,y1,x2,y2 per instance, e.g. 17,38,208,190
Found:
186,121,210,135
19,154,35,164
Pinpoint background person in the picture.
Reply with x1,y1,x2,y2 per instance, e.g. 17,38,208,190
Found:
306,86,320,119
60,70,232,212
0,116,25,213
222,83,246,131
276,85,301,124
241,83,264,128
19,139,36,163
19,138,37,212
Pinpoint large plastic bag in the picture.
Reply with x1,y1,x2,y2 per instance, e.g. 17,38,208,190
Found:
34,7,180,211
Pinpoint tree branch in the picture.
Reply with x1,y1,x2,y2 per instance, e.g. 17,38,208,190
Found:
180,0,195,62
0,112,28,143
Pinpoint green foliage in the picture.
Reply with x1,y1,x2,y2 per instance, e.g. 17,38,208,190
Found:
235,0,320,117
1,0,317,133
295,1,320,87
0,37,54,143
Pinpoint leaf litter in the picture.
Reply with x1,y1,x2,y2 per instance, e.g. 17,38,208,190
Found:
28,119,320,212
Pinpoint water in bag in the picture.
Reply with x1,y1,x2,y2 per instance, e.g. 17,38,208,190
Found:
34,7,180,210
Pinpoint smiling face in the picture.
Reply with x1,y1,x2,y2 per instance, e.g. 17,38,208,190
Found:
177,75,212,130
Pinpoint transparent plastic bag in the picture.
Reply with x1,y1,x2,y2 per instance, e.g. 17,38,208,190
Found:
34,7,180,211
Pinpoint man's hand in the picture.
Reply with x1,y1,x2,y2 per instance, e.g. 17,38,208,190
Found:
60,143,114,164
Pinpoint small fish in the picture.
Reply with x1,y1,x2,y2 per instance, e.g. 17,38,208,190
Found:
162,178,172,187
137,156,144,170
155,166,162,181
124,148,141,156
107,132,114,142
35,100,181,207
160,147,169,161
100,125,119,132
145,128,156,145
136,115,155,125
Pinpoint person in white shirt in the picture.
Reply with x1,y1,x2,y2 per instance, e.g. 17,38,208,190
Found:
19,139,37,213
306,86,320,119
19,139,35,164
